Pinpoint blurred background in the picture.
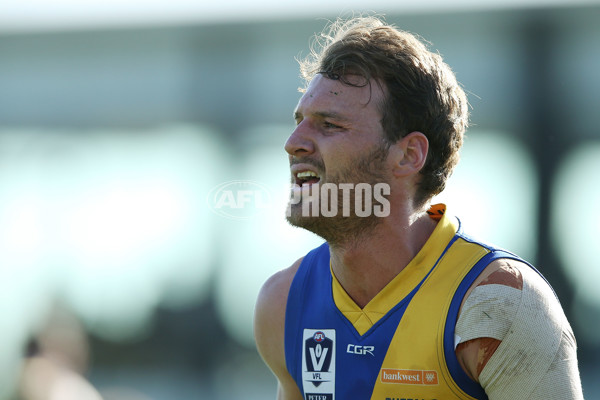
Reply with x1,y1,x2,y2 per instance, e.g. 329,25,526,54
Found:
1,1,599,399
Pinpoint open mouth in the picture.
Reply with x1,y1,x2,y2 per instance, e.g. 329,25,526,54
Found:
295,171,321,186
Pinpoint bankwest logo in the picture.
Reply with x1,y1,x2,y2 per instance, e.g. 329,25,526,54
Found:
380,369,438,385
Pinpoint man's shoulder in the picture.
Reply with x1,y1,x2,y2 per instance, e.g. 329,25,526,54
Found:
463,256,562,314
471,257,526,291
471,256,558,298
456,257,565,382
471,258,578,398
257,257,304,309
256,242,328,313
254,258,305,379
254,257,308,338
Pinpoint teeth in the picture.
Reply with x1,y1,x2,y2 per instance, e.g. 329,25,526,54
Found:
297,171,320,179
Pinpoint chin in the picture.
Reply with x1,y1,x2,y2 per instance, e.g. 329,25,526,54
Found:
285,203,383,246
286,205,329,239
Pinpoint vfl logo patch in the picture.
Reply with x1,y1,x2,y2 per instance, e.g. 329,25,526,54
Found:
302,329,335,400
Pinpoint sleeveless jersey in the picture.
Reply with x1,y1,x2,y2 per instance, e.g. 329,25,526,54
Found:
284,205,533,400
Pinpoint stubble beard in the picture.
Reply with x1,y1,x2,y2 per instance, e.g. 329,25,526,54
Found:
286,141,391,247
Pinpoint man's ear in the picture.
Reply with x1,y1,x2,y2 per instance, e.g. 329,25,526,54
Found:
389,131,429,177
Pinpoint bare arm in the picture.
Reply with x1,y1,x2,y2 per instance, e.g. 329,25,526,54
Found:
254,259,304,400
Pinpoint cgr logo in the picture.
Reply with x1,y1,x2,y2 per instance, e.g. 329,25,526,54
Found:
346,344,374,356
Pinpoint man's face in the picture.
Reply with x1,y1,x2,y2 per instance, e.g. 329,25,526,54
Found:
284,74,392,244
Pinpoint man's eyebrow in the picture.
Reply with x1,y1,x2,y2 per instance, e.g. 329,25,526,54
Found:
293,110,350,121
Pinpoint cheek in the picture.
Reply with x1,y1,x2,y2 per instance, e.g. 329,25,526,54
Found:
321,146,353,170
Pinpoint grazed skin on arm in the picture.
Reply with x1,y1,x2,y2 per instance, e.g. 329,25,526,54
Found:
455,260,523,381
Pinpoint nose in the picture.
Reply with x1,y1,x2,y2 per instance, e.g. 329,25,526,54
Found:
284,120,315,156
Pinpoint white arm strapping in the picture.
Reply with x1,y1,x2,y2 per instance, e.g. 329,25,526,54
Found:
455,265,583,400
455,284,521,344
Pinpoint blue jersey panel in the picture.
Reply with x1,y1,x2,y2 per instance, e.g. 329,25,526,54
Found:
285,243,423,400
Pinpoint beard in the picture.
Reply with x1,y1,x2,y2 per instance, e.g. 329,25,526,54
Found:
286,140,391,247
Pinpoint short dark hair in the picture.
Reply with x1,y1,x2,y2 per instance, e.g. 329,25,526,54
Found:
299,16,469,207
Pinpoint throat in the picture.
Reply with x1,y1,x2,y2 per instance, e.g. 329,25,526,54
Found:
331,258,397,309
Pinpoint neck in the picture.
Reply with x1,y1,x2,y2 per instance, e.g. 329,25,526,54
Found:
329,208,437,308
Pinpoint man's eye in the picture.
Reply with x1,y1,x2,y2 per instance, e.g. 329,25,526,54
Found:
324,122,341,129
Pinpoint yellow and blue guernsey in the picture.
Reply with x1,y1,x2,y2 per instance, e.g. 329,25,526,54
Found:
284,204,533,400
